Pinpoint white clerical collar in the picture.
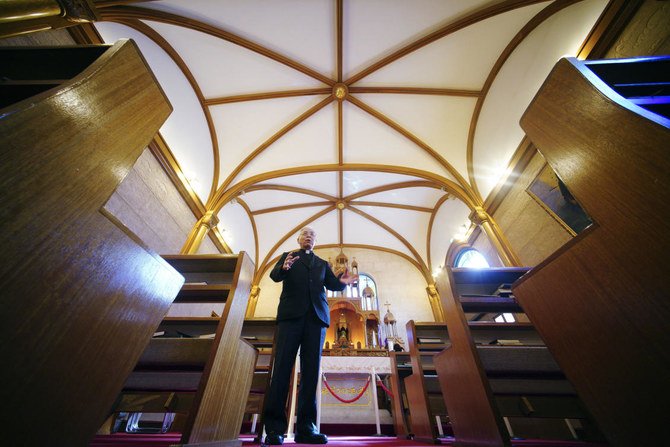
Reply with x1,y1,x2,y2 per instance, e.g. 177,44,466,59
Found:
305,249,312,254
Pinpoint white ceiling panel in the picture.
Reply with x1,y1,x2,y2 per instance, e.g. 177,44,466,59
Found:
264,210,339,263
217,201,256,263
343,101,457,179
343,209,415,261
473,0,609,200
343,0,503,79
212,95,328,188
146,20,324,98
353,186,445,208
241,189,332,212
353,205,431,264
429,198,472,270
359,2,551,89
144,0,336,79
257,172,340,198
342,171,424,197
95,22,214,202
255,205,333,266
232,102,338,184
354,93,476,179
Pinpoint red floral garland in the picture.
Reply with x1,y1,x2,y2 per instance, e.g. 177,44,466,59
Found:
322,376,371,403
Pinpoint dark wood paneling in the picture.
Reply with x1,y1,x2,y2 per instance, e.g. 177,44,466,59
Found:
0,40,181,446
517,57,670,447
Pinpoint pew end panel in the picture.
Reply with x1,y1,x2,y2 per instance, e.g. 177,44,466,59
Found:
241,317,278,439
517,55,670,447
110,253,257,446
434,268,513,447
404,321,451,442
0,40,181,447
388,352,413,438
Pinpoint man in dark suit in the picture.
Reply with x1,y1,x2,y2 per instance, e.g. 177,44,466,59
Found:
263,227,358,445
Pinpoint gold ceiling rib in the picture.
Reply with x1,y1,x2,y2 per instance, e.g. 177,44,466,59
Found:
212,164,475,215
204,88,332,106
347,205,429,278
98,6,335,86
343,180,441,201
338,207,343,246
426,194,453,271
244,184,338,202
337,101,344,166
253,205,337,284
114,17,221,201
465,0,578,200
347,95,477,200
350,201,434,213
214,95,334,200
235,197,260,273
252,201,333,216
336,0,343,82
348,86,480,97
343,0,548,85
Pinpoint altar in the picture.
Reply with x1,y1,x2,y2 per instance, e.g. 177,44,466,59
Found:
288,355,393,437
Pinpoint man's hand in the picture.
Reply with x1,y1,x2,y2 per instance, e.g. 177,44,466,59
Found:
339,268,359,285
282,252,300,270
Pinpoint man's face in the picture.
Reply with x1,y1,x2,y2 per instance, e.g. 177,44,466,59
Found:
298,228,316,250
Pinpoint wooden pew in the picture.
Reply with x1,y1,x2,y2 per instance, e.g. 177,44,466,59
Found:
241,318,278,441
433,267,603,446
112,253,257,447
517,55,670,447
0,41,183,447
388,352,413,439
404,321,450,443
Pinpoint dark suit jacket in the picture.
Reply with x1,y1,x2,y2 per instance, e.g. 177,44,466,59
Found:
270,250,346,326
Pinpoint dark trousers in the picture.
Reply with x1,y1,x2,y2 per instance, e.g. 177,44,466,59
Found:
263,307,326,435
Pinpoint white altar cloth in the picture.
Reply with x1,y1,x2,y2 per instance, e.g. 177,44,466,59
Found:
320,356,391,374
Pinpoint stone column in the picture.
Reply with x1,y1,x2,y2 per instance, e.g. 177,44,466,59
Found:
181,210,219,254
426,284,445,322
245,284,261,318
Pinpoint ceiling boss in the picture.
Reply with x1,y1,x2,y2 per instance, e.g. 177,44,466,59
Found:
333,83,348,101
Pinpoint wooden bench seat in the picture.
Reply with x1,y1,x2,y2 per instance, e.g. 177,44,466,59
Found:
434,267,604,445
477,346,564,376
108,253,257,447
135,338,214,368
404,322,451,442
240,318,277,440
389,352,413,438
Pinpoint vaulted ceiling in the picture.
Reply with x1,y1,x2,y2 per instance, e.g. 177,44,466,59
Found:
92,0,609,282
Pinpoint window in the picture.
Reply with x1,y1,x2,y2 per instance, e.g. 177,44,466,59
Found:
454,248,490,268
494,313,516,323
358,273,378,311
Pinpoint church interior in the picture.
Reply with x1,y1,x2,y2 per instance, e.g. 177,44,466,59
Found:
1,1,668,446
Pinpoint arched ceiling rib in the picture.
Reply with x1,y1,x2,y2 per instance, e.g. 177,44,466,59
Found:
94,0,609,280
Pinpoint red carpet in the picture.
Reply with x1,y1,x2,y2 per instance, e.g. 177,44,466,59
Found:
90,433,607,447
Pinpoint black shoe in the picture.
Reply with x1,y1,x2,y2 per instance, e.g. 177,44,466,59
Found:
264,432,284,445
294,431,328,444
